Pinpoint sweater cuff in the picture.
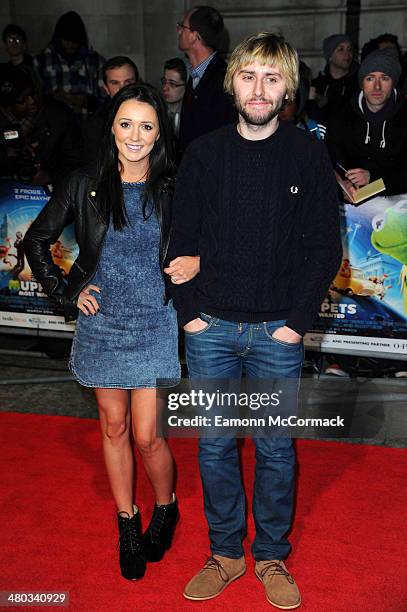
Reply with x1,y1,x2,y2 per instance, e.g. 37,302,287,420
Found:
285,310,315,338
177,308,201,328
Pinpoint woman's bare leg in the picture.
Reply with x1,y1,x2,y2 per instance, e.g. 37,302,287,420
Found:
131,388,174,505
95,388,134,515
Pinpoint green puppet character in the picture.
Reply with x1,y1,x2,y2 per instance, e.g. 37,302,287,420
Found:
371,200,407,312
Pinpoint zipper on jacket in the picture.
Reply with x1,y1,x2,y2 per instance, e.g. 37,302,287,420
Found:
87,192,108,224
74,261,86,274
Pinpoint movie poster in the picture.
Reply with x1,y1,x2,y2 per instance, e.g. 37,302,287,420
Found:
305,194,407,357
0,180,78,333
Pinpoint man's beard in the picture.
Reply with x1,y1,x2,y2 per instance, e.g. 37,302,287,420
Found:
235,96,286,126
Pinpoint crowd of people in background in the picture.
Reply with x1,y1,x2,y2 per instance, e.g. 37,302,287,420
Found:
2,6,407,605
1,6,407,382
1,8,407,184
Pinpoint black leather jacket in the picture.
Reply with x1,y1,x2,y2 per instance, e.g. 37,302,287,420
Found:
24,166,174,321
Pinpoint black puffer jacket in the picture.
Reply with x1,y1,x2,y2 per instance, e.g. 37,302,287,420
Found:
23,166,174,321
325,91,407,195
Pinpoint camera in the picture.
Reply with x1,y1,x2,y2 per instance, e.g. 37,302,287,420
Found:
2,125,38,182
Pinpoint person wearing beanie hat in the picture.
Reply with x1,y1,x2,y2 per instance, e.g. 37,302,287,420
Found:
34,11,105,118
324,45,407,378
323,34,352,63
308,33,359,128
325,46,407,198
358,48,402,89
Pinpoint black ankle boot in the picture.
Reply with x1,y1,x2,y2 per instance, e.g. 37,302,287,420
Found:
117,510,146,580
143,496,179,562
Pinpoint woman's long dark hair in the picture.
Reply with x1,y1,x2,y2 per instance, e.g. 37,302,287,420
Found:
96,83,175,230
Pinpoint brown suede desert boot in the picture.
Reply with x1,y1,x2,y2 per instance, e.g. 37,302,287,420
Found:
255,560,301,609
183,554,246,600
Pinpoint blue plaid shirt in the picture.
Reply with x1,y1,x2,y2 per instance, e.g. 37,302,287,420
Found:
34,44,106,117
190,52,217,89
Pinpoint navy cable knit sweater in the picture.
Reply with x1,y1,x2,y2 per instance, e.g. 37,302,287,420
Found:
169,121,343,336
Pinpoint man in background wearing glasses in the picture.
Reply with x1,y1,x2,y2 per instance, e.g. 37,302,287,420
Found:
176,5,236,157
161,57,187,139
2,23,42,96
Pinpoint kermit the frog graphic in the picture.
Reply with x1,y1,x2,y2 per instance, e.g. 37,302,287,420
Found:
371,198,407,312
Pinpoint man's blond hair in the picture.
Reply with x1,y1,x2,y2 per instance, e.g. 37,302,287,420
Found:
224,32,299,102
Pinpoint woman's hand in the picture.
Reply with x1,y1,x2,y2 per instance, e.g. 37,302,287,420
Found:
164,256,200,284
77,284,101,316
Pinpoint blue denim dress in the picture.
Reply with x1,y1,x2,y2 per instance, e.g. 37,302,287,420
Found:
69,182,180,388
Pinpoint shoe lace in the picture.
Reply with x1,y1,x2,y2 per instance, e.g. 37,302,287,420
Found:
117,513,144,558
259,561,294,584
201,556,229,583
150,505,167,541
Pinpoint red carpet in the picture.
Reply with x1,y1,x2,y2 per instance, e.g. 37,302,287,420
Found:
0,412,406,612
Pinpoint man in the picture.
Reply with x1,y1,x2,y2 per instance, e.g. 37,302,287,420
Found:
0,64,81,187
361,32,402,62
325,48,407,197
169,33,342,609
82,56,139,164
361,33,407,95
161,57,187,139
2,24,41,95
177,5,236,156
35,11,105,118
324,47,407,379
3,24,29,67
309,34,358,126
102,56,139,97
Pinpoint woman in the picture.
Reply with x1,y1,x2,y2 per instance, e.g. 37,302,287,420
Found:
24,84,198,581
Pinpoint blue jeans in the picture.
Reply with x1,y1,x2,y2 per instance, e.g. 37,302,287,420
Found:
185,314,304,561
